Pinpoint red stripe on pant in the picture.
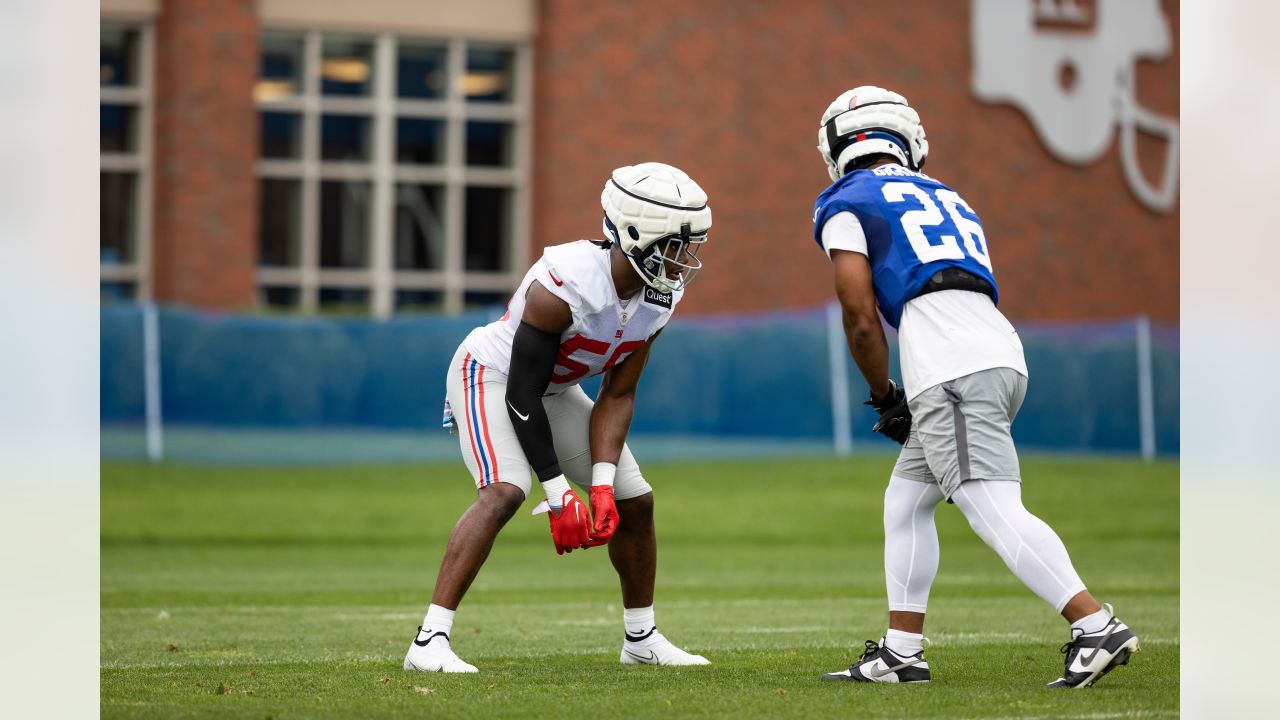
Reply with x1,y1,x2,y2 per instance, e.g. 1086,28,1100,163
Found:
475,363,499,486
461,353,487,484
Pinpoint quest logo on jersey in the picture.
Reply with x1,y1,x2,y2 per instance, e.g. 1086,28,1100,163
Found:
643,287,672,309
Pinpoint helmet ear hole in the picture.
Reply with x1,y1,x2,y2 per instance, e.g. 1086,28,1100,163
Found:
642,249,663,274
627,226,639,241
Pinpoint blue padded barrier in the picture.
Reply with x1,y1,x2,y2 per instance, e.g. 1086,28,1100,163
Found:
100,305,1178,462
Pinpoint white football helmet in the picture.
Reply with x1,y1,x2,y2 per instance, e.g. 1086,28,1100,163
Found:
972,0,1178,212
600,162,712,294
817,86,930,182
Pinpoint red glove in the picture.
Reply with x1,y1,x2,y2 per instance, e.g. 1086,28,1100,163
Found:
547,489,593,555
583,485,619,547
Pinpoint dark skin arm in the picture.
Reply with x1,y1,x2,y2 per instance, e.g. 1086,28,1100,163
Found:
505,282,573,478
831,249,892,400
590,330,659,464
520,280,573,336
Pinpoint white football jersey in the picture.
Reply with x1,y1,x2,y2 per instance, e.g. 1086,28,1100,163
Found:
463,240,682,393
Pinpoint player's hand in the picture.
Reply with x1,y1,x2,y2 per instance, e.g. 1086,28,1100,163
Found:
546,489,593,555
582,485,619,547
865,379,912,445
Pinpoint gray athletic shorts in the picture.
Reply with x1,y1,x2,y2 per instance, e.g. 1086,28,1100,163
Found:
892,367,1027,499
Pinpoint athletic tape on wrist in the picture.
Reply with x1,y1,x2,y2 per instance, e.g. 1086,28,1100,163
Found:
591,462,617,488
541,474,571,507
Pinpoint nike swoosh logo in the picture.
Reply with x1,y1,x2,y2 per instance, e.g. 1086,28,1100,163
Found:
507,401,529,421
1080,645,1104,666
548,270,564,287
865,661,891,679
625,627,656,643
624,648,657,663
1079,621,1118,666
867,657,918,678
413,630,449,647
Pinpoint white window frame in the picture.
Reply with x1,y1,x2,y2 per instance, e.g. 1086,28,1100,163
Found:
100,19,155,302
256,31,532,317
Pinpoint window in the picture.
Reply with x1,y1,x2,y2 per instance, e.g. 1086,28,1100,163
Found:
256,33,530,316
100,22,153,303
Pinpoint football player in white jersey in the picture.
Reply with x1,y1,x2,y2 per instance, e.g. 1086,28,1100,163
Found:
404,163,713,673
811,87,1139,689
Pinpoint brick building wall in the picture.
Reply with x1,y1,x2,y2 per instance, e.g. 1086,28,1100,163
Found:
128,0,1178,322
151,0,259,309
532,0,1179,322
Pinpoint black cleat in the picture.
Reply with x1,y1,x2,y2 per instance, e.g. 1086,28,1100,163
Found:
1046,604,1140,689
822,638,931,683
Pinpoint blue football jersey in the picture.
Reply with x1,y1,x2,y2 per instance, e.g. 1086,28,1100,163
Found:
812,165,999,328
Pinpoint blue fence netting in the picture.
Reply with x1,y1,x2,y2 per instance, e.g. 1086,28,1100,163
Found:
100,305,1179,464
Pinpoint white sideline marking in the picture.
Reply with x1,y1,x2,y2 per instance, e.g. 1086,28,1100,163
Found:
102,608,1180,645
103,606,418,616
962,707,1172,712
933,631,1033,641
102,645,629,670
331,613,420,621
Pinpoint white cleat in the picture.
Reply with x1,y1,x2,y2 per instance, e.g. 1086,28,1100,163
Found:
620,629,710,666
403,626,479,673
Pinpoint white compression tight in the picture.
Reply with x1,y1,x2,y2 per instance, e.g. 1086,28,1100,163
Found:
884,475,1087,614
883,475,944,613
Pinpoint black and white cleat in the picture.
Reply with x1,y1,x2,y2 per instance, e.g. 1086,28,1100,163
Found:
822,638,931,683
1046,605,1140,689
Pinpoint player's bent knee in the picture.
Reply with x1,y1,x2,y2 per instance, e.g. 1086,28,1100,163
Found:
952,487,1002,547
966,517,999,548
475,482,525,520
616,490,654,522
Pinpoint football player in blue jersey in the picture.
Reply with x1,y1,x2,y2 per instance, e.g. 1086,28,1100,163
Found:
812,86,1138,689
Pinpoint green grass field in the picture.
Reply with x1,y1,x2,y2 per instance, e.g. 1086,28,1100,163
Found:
101,455,1178,719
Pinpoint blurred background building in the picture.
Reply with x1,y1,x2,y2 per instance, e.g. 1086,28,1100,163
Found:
101,0,1177,321
100,0,1180,462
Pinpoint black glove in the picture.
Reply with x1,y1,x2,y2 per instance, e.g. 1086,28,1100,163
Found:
865,379,912,445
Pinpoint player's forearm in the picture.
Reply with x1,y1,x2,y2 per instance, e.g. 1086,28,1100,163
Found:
842,310,892,399
589,393,634,465
506,322,562,481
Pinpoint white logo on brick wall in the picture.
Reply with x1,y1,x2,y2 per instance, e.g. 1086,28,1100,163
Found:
972,0,1178,212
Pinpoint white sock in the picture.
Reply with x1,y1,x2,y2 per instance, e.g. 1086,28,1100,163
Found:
1071,607,1111,635
884,628,925,657
623,606,656,642
422,603,456,636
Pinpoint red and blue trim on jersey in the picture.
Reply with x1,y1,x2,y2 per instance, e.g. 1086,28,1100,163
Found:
461,353,500,486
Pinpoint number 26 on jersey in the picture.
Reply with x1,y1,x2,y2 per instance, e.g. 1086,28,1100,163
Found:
881,182,993,271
